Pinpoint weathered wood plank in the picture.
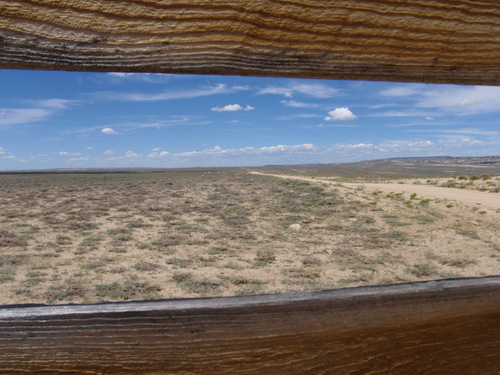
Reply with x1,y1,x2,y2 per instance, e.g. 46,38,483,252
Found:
1,2,499,373
1,0,500,84
0,277,499,374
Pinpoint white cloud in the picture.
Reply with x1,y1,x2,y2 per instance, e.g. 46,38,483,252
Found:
152,148,161,151
1,155,26,162
148,151,170,158
211,104,255,112
416,86,500,114
102,127,119,135
63,116,209,137
433,134,499,149
68,156,90,163
106,72,174,84
327,140,437,156
38,99,76,109
0,98,76,129
258,82,338,98
161,141,434,166
211,104,243,112
381,85,422,97
103,150,115,155
405,140,435,151
325,107,357,121
125,151,140,158
350,143,374,150
258,87,293,97
407,128,498,136
381,84,500,116
59,151,82,156
130,139,490,166
258,144,316,153
95,83,230,102
0,151,27,163
108,72,143,77
107,73,169,80
461,138,483,145
291,83,338,98
459,99,477,107
0,108,51,127
280,100,319,109
175,144,317,158
233,85,252,91
369,110,431,118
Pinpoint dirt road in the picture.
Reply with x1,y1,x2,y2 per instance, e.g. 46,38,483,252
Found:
250,172,500,212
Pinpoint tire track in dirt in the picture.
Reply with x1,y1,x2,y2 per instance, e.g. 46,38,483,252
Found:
250,172,500,212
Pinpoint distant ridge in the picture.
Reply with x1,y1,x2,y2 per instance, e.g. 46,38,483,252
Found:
256,156,500,178
1,156,499,176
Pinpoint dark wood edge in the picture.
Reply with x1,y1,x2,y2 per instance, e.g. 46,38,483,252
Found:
1,276,498,319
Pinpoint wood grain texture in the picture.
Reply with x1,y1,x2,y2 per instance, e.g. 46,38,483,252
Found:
1,3,500,373
1,0,500,84
0,277,499,374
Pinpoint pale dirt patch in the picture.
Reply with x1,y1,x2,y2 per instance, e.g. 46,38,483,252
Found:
251,172,500,212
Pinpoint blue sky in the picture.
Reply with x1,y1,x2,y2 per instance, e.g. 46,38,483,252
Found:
1,70,499,170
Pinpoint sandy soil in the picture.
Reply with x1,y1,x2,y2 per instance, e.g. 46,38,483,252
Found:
251,172,500,213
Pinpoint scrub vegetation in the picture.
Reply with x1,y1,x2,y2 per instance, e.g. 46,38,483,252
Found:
0,159,499,305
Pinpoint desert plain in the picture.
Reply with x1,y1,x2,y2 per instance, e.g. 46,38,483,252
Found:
0,156,499,305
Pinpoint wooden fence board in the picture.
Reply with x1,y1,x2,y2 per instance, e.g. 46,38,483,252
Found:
1,277,499,374
1,0,500,84
1,2,500,373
